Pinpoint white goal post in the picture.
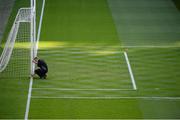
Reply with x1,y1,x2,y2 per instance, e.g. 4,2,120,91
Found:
30,0,36,75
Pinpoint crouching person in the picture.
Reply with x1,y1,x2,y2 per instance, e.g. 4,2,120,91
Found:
32,57,48,79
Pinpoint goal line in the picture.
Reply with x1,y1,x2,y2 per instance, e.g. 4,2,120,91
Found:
25,0,45,120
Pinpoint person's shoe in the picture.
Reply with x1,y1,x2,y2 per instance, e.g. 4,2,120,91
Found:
44,74,47,79
40,75,47,79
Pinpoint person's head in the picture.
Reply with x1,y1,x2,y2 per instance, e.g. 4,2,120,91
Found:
33,57,39,64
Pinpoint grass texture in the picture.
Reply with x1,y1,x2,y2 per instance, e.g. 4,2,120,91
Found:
0,0,180,119
29,0,180,119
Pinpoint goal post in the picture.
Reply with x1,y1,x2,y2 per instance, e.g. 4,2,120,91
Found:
30,0,36,76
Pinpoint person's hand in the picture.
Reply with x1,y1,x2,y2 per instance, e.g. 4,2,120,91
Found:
32,60,37,64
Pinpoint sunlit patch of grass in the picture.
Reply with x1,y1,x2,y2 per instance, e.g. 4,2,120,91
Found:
84,46,123,55
14,42,30,49
45,45,123,55
90,50,120,55
38,41,67,49
1,41,67,49
86,49,122,56
175,41,180,47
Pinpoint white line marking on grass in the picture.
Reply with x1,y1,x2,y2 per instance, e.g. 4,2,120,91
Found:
121,45,180,48
32,88,135,91
37,45,180,50
24,77,33,120
35,0,45,56
24,0,45,120
40,51,124,55
124,52,137,90
31,96,180,100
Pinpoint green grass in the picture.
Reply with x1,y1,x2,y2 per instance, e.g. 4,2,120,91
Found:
0,47,30,118
29,47,180,119
0,0,30,118
40,0,119,45
108,0,180,47
33,47,131,89
0,0,180,119
28,0,180,119
30,99,142,119
128,48,180,96
0,0,43,118
30,99,180,119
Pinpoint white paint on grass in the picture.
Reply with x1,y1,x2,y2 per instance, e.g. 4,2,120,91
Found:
124,51,137,90
24,77,33,120
35,0,45,56
31,96,180,100
32,88,135,91
121,45,180,48
24,0,45,119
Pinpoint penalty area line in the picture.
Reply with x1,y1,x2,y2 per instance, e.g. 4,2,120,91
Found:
120,45,180,48
31,96,180,100
32,88,135,91
124,51,137,90
24,0,46,120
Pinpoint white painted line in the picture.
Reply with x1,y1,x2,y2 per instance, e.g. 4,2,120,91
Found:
31,96,180,100
124,52,137,90
35,0,45,56
32,88,134,91
35,45,180,49
24,1,45,120
121,45,180,48
24,77,33,120
40,51,124,54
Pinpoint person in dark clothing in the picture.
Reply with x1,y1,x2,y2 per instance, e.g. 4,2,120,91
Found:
32,57,48,79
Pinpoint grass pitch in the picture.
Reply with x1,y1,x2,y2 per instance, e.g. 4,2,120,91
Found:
0,0,180,119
